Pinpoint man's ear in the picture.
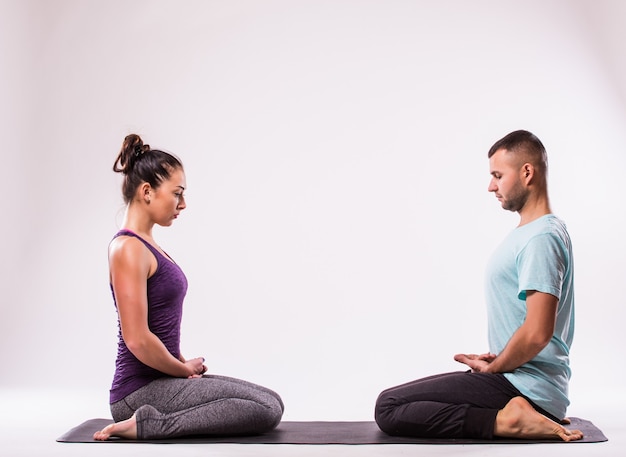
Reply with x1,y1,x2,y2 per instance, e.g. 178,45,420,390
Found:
522,163,534,183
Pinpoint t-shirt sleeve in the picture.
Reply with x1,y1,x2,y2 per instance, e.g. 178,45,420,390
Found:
516,233,567,301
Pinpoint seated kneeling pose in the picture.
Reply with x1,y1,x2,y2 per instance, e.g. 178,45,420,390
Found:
94,134,284,440
375,130,583,442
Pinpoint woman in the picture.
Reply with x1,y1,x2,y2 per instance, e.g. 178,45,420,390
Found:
94,134,284,440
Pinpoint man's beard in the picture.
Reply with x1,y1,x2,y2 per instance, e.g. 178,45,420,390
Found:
501,182,528,212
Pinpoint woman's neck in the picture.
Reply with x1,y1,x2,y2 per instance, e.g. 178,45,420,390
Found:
121,205,154,241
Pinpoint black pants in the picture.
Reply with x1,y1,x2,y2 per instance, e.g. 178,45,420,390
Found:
375,371,556,439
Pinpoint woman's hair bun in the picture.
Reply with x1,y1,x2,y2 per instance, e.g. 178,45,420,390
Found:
113,133,150,174
113,133,183,204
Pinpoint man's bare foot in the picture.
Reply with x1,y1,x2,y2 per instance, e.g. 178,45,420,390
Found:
494,397,583,442
93,414,138,441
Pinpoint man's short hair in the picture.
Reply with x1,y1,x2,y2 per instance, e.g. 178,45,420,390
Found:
488,130,547,173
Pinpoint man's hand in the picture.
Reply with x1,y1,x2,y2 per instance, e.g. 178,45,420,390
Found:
465,291,558,374
454,352,497,373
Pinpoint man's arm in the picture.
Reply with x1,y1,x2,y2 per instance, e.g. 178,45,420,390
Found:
455,290,558,373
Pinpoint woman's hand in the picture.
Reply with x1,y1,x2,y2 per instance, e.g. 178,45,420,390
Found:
184,357,207,378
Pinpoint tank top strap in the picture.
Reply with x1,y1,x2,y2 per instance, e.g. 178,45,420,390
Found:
113,229,162,259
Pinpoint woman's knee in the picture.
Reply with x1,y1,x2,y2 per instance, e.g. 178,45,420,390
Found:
267,397,285,429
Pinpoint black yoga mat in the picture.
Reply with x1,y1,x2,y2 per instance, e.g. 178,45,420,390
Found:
57,418,607,444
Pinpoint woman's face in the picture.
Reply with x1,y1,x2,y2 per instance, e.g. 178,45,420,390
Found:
149,167,187,227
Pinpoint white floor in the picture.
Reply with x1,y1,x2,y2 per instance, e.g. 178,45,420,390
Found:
1,388,622,457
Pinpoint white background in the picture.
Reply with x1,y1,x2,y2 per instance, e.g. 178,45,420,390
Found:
1,0,625,427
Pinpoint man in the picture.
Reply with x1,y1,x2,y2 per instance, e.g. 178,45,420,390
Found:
375,130,582,441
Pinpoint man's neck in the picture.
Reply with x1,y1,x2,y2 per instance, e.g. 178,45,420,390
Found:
518,195,551,227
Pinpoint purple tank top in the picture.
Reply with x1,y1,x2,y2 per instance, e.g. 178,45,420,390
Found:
109,229,188,403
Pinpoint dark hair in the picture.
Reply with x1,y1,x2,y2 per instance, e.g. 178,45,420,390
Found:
487,130,547,173
113,134,184,204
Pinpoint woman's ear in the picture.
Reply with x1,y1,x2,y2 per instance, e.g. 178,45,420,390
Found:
139,182,152,204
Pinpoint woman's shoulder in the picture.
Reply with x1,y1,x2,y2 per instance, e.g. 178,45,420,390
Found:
109,235,159,280
109,234,152,265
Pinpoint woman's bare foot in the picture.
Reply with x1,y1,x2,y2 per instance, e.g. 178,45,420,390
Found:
494,397,583,442
93,414,138,441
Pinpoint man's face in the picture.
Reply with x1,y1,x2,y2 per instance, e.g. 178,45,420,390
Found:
488,148,528,212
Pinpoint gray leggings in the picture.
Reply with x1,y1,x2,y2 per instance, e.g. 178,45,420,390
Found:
111,374,284,439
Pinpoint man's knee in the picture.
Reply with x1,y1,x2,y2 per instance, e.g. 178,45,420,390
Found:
374,391,397,434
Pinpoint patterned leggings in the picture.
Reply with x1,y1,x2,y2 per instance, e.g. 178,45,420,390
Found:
111,374,284,439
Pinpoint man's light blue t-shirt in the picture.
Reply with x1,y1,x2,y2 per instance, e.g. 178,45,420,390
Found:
485,214,575,419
